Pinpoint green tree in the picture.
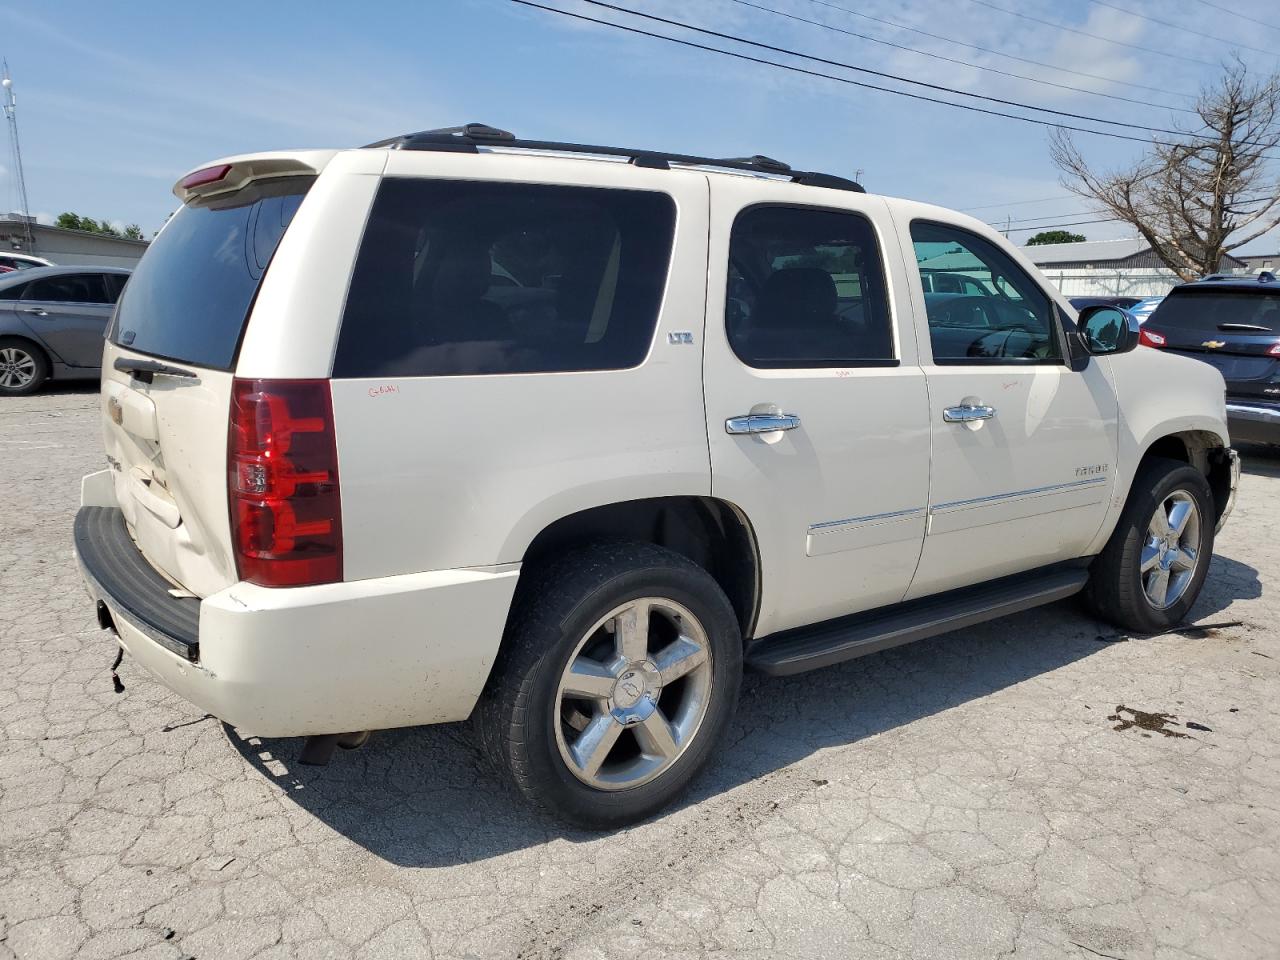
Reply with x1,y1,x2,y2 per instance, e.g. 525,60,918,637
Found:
54,212,144,240
1026,230,1087,246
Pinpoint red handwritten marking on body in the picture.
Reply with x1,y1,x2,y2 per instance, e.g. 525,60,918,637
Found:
367,384,400,398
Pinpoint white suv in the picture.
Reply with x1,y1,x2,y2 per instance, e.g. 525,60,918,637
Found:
75,124,1240,827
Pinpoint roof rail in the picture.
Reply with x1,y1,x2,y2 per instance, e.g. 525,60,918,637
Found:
364,123,865,193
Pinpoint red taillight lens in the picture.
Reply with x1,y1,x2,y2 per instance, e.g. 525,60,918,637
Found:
1268,343,1280,357
229,379,341,587
1139,328,1167,348
179,164,232,191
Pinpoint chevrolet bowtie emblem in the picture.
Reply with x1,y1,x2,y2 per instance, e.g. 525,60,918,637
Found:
1201,340,1226,349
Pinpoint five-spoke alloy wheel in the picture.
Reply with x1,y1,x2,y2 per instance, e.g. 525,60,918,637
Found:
477,542,742,828
555,597,714,791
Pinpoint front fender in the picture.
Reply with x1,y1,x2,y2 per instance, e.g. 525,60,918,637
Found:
1084,348,1229,555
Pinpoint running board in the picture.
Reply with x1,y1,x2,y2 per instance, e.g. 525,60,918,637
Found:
746,566,1089,676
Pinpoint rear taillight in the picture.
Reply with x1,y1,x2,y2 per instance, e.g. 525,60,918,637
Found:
1140,328,1167,348
1269,343,1280,357
228,379,341,587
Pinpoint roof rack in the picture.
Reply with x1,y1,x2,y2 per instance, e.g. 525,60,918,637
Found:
364,123,865,193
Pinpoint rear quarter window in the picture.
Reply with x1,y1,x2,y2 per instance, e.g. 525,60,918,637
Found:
333,179,677,377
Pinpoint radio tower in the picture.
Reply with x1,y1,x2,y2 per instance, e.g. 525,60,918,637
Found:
2,60,34,249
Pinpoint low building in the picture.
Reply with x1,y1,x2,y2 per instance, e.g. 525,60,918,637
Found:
1237,252,1278,274
1021,238,1245,299
1,213,148,269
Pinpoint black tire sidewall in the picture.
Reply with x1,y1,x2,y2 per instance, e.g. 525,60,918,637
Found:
499,544,742,828
1111,461,1216,632
0,337,50,396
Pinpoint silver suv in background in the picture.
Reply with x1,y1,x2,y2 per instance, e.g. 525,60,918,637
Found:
0,265,130,394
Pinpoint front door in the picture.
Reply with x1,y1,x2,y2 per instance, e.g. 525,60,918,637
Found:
704,180,930,638
19,272,115,367
902,217,1118,599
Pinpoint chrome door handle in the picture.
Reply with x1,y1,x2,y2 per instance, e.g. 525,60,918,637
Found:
726,413,801,435
22,307,48,317
943,403,996,423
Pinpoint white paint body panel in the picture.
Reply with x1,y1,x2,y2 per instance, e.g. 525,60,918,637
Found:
76,146,1233,738
331,153,712,578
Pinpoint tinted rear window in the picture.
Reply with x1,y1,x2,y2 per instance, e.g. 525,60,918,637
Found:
333,179,676,377
111,177,312,370
1149,288,1280,332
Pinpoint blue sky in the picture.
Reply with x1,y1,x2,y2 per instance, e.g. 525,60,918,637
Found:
3,0,1278,251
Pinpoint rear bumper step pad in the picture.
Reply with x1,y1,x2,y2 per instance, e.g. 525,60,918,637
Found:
74,506,200,661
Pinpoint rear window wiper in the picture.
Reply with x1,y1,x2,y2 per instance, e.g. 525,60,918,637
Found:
113,357,198,379
1217,322,1274,332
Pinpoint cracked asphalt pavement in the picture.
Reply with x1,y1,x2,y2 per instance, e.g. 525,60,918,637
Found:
2,384,1278,960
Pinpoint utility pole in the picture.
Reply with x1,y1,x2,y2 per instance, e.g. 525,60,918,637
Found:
2,60,34,250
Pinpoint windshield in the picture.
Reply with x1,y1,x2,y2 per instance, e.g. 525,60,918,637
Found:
110,176,313,370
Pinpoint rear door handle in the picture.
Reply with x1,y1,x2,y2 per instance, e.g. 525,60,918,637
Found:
726,413,801,435
943,403,996,423
22,307,48,317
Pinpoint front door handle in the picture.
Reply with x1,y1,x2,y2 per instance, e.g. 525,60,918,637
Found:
943,403,996,423
726,413,801,435
22,307,48,317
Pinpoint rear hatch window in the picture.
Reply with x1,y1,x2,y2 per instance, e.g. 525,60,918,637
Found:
333,179,676,377
111,177,314,369
1148,288,1280,352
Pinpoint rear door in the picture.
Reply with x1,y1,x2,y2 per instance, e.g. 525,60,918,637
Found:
101,175,315,597
19,272,114,366
703,180,930,637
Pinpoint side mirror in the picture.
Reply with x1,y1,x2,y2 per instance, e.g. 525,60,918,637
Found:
1077,304,1139,356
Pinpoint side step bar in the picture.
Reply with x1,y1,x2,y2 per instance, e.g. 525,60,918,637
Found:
746,566,1089,676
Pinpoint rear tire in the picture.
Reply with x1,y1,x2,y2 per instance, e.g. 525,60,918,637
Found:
476,541,742,828
1083,457,1215,634
0,337,49,396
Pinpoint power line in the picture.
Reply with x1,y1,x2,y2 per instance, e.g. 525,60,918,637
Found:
963,0,1218,68
559,0,1280,151
1187,0,1280,36
728,0,1199,116
1086,0,1280,55
801,0,1196,102
962,195,1078,211
988,191,1276,227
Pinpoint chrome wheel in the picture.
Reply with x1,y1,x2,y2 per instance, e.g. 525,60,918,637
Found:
0,346,36,389
1141,490,1202,610
554,597,713,791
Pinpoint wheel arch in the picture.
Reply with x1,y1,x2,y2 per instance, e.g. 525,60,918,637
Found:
519,496,762,641
1136,428,1234,525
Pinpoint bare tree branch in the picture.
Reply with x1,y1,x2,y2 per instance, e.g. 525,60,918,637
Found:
1051,59,1280,281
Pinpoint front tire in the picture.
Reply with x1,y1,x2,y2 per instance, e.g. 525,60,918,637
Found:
476,542,743,828
1083,457,1215,634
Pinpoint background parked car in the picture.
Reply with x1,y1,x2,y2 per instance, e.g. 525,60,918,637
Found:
0,265,129,395
1128,296,1164,324
0,252,54,273
1139,272,1280,445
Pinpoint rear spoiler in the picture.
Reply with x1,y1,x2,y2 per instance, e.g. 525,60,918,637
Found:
172,150,338,203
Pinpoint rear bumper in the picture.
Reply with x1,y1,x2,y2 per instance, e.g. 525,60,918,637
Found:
73,499,520,737
1227,402,1280,445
